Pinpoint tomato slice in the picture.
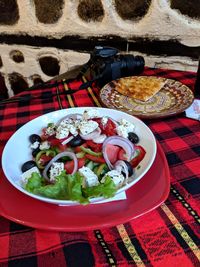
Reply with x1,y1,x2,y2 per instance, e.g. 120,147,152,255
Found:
41,134,48,141
49,138,61,147
130,145,146,168
92,118,116,136
78,158,86,168
117,148,128,161
64,160,74,174
103,119,117,136
41,128,54,140
86,140,102,152
39,154,52,165
64,158,86,174
57,143,67,152
74,143,87,153
105,144,120,164
85,154,105,163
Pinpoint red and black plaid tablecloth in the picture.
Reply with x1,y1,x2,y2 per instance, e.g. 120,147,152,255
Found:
0,67,199,267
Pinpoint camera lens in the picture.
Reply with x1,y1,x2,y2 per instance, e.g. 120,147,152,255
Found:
120,55,145,77
134,56,145,74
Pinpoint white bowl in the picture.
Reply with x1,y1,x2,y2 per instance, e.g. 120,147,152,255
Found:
2,107,157,205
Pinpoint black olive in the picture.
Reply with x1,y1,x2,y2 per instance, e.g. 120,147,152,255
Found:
69,135,84,147
123,160,134,176
128,132,139,144
29,134,41,144
21,160,36,173
32,147,41,157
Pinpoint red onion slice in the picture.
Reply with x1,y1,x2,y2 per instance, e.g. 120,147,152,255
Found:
42,151,78,181
102,136,135,170
80,127,101,140
114,160,129,181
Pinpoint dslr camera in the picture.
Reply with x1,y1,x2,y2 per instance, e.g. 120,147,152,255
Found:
78,46,145,88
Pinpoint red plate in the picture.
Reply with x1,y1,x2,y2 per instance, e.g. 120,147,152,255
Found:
0,142,170,231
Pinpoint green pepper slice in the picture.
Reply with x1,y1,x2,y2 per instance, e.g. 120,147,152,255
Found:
80,146,102,157
35,149,56,169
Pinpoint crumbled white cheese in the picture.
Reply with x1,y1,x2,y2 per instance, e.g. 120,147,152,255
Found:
79,166,99,187
45,124,56,136
116,119,135,138
101,170,124,187
49,162,64,182
60,118,73,127
39,141,50,150
73,119,82,128
21,166,40,184
82,109,100,120
30,141,40,149
56,125,69,139
101,117,108,126
67,124,78,136
59,118,79,136
78,120,98,135
116,125,128,138
93,134,107,144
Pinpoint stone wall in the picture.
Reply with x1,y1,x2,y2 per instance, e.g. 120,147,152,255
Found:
0,0,200,97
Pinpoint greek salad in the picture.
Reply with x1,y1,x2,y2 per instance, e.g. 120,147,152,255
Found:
21,108,146,204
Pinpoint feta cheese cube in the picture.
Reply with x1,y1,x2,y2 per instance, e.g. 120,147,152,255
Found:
121,119,135,131
56,125,69,139
39,141,50,150
60,118,73,127
60,118,80,136
45,124,56,136
68,124,78,136
21,166,40,184
101,117,108,126
30,141,40,149
73,119,82,128
79,166,99,187
82,109,100,120
116,119,135,138
49,162,64,182
78,120,98,135
101,170,124,187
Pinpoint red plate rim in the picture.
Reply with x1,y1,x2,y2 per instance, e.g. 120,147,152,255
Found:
0,142,170,231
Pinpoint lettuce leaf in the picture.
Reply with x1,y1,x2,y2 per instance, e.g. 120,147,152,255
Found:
24,171,117,204
33,172,68,199
25,172,44,192
83,176,117,199
25,171,89,204
65,172,89,204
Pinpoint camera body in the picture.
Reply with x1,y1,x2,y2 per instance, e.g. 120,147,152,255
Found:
79,46,145,87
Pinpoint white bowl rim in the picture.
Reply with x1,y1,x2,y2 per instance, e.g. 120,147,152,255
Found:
2,107,157,206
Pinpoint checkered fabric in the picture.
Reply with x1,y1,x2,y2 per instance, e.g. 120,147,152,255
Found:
0,67,199,267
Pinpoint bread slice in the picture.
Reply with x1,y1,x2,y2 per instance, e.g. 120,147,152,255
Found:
114,76,166,101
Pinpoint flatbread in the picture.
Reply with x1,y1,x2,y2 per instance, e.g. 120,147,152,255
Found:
114,76,166,101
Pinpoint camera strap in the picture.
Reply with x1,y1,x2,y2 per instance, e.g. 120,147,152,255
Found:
78,61,122,89
79,74,103,89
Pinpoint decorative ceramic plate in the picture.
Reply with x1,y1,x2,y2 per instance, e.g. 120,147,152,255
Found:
99,76,194,119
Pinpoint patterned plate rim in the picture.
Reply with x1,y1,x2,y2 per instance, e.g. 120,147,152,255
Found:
99,76,194,119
